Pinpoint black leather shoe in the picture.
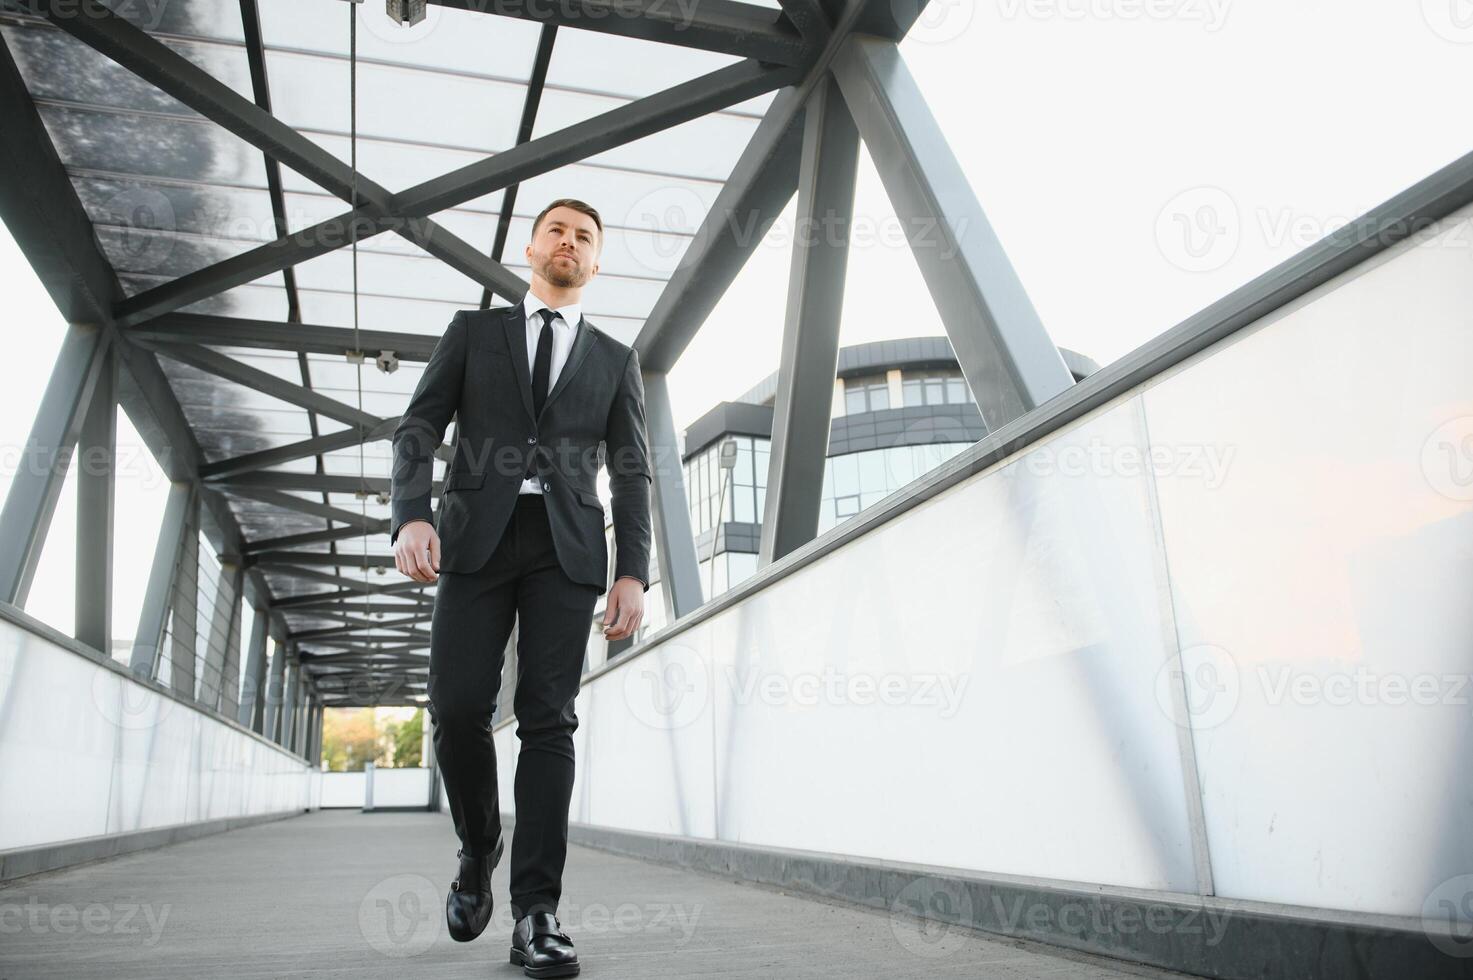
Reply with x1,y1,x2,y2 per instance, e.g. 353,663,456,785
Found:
445,835,504,942
509,911,579,977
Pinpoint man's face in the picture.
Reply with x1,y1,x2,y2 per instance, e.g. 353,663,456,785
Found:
528,207,600,289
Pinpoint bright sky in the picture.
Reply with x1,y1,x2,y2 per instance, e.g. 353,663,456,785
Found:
3,0,1472,640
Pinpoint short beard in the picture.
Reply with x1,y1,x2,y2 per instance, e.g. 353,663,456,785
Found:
542,255,586,288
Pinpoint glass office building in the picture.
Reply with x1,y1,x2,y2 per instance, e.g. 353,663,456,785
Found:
584,336,1098,668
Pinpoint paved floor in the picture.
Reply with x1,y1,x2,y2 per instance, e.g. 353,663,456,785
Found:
0,810,1195,979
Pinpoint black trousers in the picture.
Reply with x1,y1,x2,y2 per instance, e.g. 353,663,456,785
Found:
426,492,599,921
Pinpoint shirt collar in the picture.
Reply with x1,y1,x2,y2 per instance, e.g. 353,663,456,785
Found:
523,292,580,331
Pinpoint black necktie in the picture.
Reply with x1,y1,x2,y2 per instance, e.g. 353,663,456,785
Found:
531,307,556,417
527,308,557,481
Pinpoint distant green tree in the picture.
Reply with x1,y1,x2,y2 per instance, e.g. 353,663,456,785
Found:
390,708,424,768
322,708,377,771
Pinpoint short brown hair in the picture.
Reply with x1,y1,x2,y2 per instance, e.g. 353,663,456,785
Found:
532,198,603,252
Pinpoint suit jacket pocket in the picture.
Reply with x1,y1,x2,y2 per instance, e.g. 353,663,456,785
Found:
445,470,487,491
575,488,604,511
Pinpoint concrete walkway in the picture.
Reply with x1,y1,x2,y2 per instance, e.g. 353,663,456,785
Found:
0,809,1194,979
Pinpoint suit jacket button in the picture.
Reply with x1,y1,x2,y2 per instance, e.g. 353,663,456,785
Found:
527,436,536,444
543,480,551,491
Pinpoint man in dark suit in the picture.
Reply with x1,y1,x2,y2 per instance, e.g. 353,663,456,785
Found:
389,199,651,978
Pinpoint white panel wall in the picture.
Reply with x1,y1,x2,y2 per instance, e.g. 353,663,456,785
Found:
0,615,315,851
498,202,1473,918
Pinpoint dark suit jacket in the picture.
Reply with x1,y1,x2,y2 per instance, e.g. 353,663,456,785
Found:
389,303,652,594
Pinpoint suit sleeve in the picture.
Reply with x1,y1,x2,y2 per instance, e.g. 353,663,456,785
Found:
605,346,653,591
389,310,467,546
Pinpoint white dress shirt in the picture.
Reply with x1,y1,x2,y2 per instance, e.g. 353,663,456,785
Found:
518,293,580,495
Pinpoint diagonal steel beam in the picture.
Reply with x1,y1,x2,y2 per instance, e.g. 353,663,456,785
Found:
228,486,381,530
428,0,807,64
274,588,430,611
254,551,397,570
112,57,801,326
144,342,382,430
480,22,556,310
242,520,392,554
830,35,1074,426
219,471,411,495
634,0,871,371
133,313,441,361
25,0,526,304
199,419,399,481
0,26,122,325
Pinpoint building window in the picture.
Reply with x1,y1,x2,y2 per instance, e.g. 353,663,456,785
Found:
844,374,890,415
683,435,772,536
902,369,974,407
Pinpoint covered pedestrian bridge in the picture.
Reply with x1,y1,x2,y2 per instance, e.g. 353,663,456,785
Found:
1,0,1470,977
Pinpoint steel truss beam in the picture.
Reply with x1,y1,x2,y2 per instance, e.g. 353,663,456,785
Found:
426,0,807,64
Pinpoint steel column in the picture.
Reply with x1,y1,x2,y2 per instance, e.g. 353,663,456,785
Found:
128,481,194,681
758,73,860,565
0,324,112,607
238,603,270,731
75,343,118,652
642,373,703,619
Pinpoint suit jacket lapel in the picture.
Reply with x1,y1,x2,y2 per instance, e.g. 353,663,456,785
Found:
502,303,536,421
539,315,595,420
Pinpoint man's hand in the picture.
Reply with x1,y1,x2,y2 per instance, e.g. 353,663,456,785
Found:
602,576,645,642
394,519,440,583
